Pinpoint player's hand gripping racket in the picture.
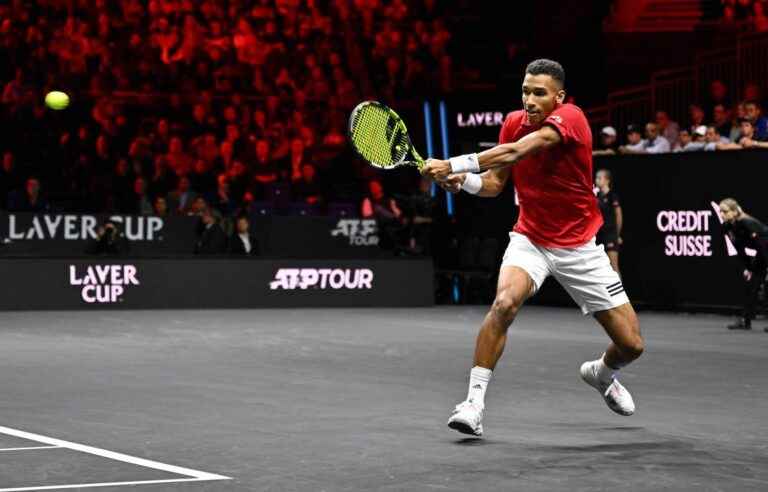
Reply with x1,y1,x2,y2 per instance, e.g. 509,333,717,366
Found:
348,101,425,170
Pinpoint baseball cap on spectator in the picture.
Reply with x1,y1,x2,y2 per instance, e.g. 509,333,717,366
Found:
601,126,617,137
693,125,707,137
626,124,642,135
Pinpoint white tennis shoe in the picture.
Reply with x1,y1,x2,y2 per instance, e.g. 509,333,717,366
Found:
580,360,635,416
447,400,484,436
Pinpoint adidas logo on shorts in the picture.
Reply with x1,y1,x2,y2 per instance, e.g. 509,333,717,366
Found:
606,281,624,297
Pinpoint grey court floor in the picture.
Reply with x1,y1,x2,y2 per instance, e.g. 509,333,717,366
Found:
0,306,766,491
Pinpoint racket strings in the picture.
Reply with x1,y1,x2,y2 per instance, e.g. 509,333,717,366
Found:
350,105,410,167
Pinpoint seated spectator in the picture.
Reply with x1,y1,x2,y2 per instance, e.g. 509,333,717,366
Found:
712,104,733,140
655,110,680,149
744,100,768,140
592,126,618,155
211,174,237,217
739,120,768,149
642,122,671,153
707,80,730,118
688,103,706,130
618,124,645,154
133,176,154,215
0,151,22,209
292,164,323,206
194,207,227,255
675,126,707,152
705,126,731,150
715,119,767,150
189,159,217,197
361,179,406,250
153,195,169,216
149,155,176,199
168,176,197,214
228,214,259,256
7,177,50,212
85,220,130,256
227,160,249,204
251,139,280,200
620,123,670,154
111,159,135,213
403,177,436,255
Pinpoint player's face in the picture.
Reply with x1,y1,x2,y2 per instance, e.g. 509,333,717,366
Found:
521,74,564,125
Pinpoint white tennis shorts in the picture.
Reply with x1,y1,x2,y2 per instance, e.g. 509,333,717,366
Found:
501,232,630,315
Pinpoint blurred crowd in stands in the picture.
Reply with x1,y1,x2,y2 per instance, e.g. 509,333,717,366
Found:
593,79,768,155
0,0,450,238
717,0,768,31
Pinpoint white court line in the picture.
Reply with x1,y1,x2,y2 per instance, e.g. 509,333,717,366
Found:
0,446,59,452
0,425,231,491
0,478,210,492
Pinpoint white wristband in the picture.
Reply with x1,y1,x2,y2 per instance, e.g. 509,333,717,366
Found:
449,153,480,173
461,173,482,195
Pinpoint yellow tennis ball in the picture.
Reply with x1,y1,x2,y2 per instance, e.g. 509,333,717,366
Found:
45,91,70,110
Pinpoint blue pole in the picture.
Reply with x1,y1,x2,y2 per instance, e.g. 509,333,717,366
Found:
422,101,436,197
439,100,454,216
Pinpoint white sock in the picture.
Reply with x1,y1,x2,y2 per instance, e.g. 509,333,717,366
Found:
596,353,617,384
467,366,492,407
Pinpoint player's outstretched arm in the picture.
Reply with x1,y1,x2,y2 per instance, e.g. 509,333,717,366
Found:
421,126,561,181
477,126,561,170
437,167,511,197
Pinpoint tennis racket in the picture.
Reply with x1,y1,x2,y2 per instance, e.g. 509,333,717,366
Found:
348,101,425,170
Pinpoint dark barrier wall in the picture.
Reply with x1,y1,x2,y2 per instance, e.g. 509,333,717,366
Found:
0,214,383,258
590,150,768,310
249,216,384,258
0,258,433,310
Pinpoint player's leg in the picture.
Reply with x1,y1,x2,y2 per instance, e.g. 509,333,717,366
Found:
448,233,549,436
581,302,642,416
473,265,536,369
547,239,640,415
606,249,620,274
594,302,643,369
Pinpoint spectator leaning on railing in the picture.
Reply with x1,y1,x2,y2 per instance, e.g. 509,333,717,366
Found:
592,126,619,156
744,100,768,140
619,122,670,154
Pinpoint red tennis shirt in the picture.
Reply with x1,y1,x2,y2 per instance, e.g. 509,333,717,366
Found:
498,103,602,248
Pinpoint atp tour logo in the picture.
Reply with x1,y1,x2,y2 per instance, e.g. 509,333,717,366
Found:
330,219,379,246
270,268,374,290
69,264,140,303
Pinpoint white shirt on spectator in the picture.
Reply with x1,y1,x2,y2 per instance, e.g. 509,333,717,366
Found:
624,141,646,152
675,142,706,152
239,233,251,254
643,136,671,153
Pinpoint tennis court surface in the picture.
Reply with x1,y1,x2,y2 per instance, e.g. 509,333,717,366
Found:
1,306,766,491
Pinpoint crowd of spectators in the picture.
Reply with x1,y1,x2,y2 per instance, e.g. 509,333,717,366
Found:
0,0,453,244
717,0,768,32
593,79,768,156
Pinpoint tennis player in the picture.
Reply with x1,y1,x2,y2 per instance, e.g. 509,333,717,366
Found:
421,59,644,436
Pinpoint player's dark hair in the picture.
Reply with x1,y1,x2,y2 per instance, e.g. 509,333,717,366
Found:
525,59,565,88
